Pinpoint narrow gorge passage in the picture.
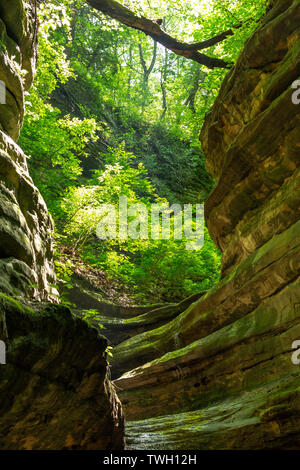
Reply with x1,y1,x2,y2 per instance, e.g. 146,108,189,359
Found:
67,0,300,450
0,0,300,452
66,275,209,448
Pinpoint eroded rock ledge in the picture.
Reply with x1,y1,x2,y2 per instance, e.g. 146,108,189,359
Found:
110,0,300,449
0,294,124,450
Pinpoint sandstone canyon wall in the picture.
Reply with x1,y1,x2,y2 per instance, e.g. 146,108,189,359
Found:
0,0,124,449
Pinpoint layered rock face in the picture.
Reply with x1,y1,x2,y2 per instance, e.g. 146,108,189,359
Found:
110,0,300,449
0,0,56,300
0,295,124,450
0,1,124,449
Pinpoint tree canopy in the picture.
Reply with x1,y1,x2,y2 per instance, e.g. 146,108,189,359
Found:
86,0,245,68
20,0,268,303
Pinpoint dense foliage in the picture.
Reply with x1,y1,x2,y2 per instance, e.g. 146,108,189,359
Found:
19,0,267,303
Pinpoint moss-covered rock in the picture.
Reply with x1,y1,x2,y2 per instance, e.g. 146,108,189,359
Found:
0,294,124,450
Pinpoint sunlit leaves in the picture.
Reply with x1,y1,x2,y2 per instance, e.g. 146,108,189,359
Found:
20,0,268,302
60,144,221,302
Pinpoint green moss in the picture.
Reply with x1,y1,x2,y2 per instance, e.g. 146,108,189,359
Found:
0,293,35,316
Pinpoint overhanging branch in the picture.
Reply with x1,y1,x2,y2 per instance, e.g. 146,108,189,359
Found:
86,0,241,69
